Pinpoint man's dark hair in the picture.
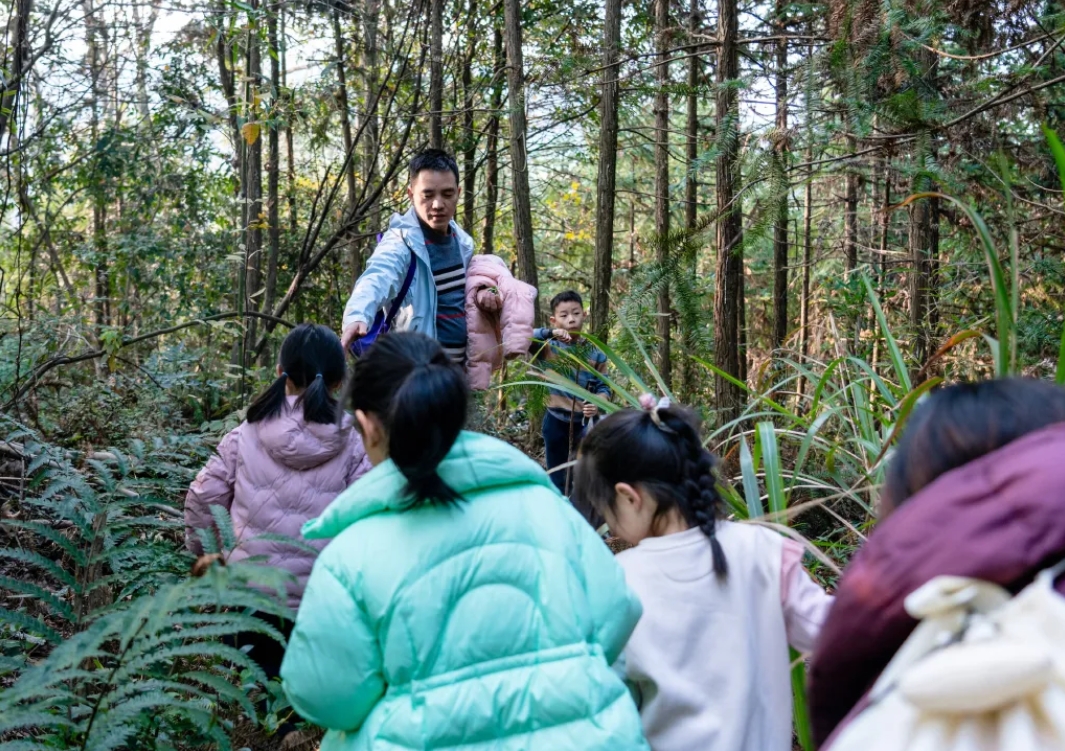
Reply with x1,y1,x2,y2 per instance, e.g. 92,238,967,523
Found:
550,290,584,313
409,149,460,183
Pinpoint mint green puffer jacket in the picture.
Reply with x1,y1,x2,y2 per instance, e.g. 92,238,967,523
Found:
280,432,648,751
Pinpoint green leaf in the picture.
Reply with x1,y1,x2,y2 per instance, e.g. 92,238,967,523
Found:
862,274,911,392
757,422,787,518
738,437,763,519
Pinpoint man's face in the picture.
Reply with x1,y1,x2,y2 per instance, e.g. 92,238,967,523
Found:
550,301,587,333
408,169,460,232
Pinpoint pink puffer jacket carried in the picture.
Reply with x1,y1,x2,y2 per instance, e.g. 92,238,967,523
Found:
185,396,370,610
466,254,537,390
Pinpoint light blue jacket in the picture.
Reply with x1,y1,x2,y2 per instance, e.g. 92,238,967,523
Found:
280,431,648,751
342,207,475,338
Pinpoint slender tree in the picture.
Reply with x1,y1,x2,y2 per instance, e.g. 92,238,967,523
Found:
482,22,503,254
430,0,444,147
713,0,744,420
262,0,282,332
461,0,477,230
503,0,540,310
591,0,623,339
653,0,672,386
771,0,789,350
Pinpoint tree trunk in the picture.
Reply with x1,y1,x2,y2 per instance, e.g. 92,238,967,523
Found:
482,22,503,254
332,9,359,285
361,0,381,268
591,0,622,340
461,0,477,230
84,0,111,338
680,0,700,399
844,135,858,273
282,7,296,233
503,0,540,315
262,0,281,339
430,0,444,147
243,2,264,364
771,0,788,351
0,0,31,150
653,0,672,387
713,0,744,422
797,142,813,400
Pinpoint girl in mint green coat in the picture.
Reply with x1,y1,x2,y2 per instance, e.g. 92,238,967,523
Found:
280,332,648,751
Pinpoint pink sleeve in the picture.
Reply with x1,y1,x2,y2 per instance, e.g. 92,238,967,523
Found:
780,538,834,654
184,424,242,555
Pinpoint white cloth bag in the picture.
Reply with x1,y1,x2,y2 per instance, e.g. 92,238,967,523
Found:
829,562,1065,751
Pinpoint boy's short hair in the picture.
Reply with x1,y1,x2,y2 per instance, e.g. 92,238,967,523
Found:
550,290,584,313
409,149,460,183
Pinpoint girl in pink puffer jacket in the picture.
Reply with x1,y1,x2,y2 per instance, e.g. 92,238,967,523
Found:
184,323,369,736
465,254,538,390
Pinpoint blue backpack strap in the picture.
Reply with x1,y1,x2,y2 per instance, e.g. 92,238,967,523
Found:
383,251,418,328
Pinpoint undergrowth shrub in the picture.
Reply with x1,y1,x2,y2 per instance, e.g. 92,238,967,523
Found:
0,420,294,750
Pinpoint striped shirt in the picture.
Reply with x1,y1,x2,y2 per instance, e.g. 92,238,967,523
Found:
422,222,467,365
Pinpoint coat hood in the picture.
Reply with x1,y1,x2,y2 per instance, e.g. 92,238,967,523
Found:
252,396,354,471
809,420,1065,747
303,431,556,539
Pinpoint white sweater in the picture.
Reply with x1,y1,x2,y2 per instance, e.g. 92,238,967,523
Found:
615,522,833,751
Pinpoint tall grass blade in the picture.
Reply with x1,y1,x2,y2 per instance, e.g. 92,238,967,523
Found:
738,437,764,519
757,422,787,517
792,651,814,751
862,274,912,392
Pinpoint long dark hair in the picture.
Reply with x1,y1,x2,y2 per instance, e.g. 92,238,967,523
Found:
882,378,1065,514
348,331,468,507
246,324,345,425
574,403,728,577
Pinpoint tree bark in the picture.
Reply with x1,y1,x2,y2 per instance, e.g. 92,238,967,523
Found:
361,0,381,270
332,9,360,285
771,0,788,351
0,0,31,150
503,0,540,314
461,0,477,230
262,0,281,334
797,143,813,400
844,135,858,273
714,0,744,421
653,0,672,386
591,0,622,340
680,0,700,399
482,23,503,254
282,7,296,233
243,1,264,364
430,0,444,147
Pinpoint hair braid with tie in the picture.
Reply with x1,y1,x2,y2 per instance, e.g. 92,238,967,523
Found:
573,401,728,577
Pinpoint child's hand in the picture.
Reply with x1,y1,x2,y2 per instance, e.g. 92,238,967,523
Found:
551,328,572,343
582,401,598,418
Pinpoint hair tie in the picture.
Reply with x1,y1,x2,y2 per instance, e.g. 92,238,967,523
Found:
315,373,323,380
281,371,289,379
638,393,677,434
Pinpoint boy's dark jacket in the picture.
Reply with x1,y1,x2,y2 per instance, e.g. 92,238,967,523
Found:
809,421,1065,747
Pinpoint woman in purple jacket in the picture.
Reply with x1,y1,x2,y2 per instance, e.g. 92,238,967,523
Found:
808,378,1065,748
184,324,370,706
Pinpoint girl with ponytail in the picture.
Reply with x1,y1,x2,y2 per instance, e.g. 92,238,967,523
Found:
185,324,370,748
281,331,648,751
572,397,833,751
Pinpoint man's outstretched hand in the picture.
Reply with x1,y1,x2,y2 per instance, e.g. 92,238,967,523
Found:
341,322,368,351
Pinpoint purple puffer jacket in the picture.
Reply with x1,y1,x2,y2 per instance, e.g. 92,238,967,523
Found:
185,396,370,610
808,421,1065,748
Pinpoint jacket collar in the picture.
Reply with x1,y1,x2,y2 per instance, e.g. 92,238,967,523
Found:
389,207,474,265
302,431,557,539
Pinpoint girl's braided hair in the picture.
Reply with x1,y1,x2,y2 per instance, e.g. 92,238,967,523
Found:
572,399,728,577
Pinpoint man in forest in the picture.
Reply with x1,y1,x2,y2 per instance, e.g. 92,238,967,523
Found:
340,149,474,366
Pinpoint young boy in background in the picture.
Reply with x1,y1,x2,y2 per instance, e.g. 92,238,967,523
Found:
531,291,611,515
